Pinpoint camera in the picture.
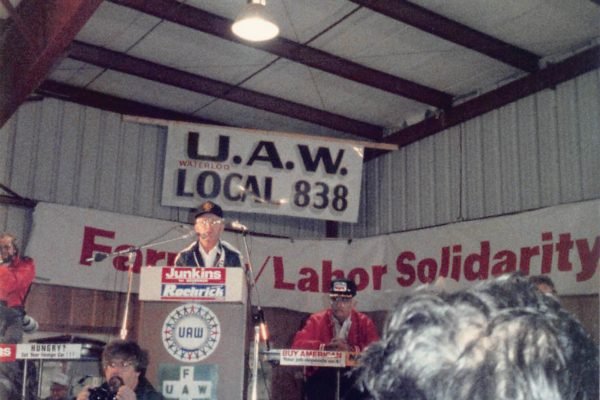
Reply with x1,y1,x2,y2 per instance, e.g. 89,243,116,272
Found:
87,376,123,400
87,386,117,400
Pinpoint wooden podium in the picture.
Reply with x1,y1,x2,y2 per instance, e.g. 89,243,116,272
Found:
137,267,249,400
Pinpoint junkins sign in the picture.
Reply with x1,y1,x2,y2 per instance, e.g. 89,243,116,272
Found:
161,122,365,223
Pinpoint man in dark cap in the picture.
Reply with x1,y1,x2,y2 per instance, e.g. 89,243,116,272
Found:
292,278,379,400
174,201,242,267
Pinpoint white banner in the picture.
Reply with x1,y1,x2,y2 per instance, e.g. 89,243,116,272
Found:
26,201,599,312
161,123,364,222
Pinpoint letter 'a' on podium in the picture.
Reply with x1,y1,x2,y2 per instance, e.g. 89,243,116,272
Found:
137,267,249,400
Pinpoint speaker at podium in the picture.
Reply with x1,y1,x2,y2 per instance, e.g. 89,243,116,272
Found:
137,266,250,400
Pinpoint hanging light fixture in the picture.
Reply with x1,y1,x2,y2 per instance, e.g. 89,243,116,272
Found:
231,0,279,42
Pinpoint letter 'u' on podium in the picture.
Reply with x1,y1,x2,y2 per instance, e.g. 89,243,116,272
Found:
137,266,249,400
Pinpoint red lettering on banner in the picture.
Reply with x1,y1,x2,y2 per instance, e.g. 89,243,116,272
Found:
519,246,540,275
451,245,462,281
147,249,170,266
80,226,114,265
576,237,599,281
541,232,554,273
79,226,179,272
439,247,450,278
417,258,437,283
298,267,318,292
113,245,141,273
557,233,574,271
369,265,386,290
273,256,295,290
491,250,517,276
396,251,416,286
349,268,370,289
274,256,389,293
394,233,598,287
464,241,490,281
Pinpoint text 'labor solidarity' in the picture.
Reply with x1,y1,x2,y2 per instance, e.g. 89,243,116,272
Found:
80,227,597,292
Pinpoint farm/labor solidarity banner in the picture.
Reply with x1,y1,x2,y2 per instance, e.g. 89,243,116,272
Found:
27,200,599,313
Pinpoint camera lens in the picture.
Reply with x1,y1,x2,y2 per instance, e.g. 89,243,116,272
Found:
88,386,112,400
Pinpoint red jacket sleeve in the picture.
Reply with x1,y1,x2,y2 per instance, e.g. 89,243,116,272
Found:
291,311,333,350
0,256,36,307
352,312,379,351
291,309,380,351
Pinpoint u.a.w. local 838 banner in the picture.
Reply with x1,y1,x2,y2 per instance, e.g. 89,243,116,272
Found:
161,123,364,223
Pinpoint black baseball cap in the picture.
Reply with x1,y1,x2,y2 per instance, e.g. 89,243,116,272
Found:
329,278,357,297
194,201,224,219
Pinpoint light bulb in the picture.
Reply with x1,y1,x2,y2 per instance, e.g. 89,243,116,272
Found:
232,2,279,42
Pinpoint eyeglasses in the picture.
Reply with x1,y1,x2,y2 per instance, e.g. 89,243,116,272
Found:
196,219,224,227
104,360,135,369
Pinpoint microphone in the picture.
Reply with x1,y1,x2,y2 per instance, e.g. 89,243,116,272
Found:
85,252,108,263
108,376,124,394
178,230,196,239
227,220,248,232
176,224,191,232
77,375,92,385
175,224,195,238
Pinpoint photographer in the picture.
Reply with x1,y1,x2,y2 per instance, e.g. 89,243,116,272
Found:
76,340,163,400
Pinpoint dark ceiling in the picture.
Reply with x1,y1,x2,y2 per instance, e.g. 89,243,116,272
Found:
1,0,599,159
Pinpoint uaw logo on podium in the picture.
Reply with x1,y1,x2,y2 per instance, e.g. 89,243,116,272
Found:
138,266,249,400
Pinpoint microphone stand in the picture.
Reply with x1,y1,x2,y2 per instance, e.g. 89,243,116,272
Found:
86,228,195,339
236,227,270,400
238,228,270,350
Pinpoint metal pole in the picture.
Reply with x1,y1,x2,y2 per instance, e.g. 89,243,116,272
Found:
240,232,270,350
250,325,260,400
336,369,340,400
119,251,135,339
21,359,28,399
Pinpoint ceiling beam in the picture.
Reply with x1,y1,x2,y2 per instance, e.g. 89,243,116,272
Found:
0,0,103,128
351,0,540,73
380,46,600,151
68,41,385,140
109,0,452,109
36,80,393,160
36,80,224,126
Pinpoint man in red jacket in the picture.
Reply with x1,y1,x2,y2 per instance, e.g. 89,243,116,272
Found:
0,232,36,399
292,278,379,400
0,232,36,343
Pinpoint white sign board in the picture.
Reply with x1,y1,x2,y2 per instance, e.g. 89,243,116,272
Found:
161,123,364,222
16,343,82,360
139,267,246,303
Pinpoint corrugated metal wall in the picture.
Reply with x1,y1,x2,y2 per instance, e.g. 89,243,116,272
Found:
1,69,598,241
341,68,600,238
0,100,328,241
